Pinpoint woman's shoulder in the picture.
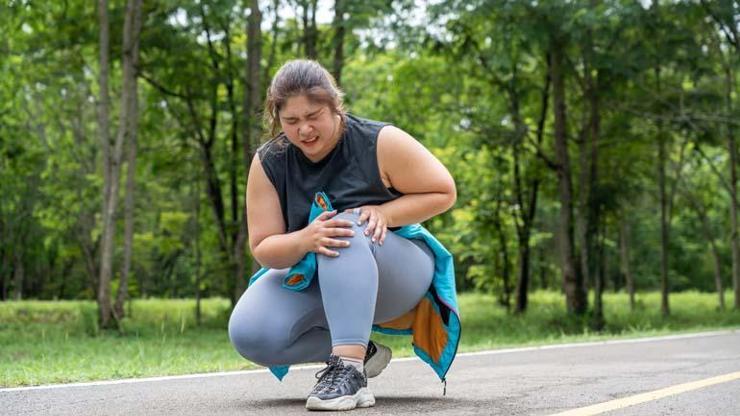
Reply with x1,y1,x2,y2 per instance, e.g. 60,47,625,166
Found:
257,134,290,163
345,113,391,131
344,114,393,145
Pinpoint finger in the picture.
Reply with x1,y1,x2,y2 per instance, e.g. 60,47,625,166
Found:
365,214,377,236
317,210,338,221
318,246,340,257
327,227,355,237
379,227,387,245
322,237,350,248
358,209,370,225
372,222,383,243
325,219,354,228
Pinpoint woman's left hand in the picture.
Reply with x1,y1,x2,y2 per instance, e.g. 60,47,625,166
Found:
345,205,388,245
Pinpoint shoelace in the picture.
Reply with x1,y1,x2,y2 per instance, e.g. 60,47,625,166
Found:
313,356,343,393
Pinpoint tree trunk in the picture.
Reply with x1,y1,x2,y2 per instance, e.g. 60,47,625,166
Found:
514,231,530,313
550,38,586,315
200,142,229,255
332,0,345,86
711,238,726,311
263,0,280,84
657,130,670,317
619,217,635,311
79,233,99,296
511,141,527,312
688,195,726,310
193,179,202,326
591,219,606,330
576,134,592,293
114,107,137,320
493,199,511,310
69,92,101,298
701,0,740,311
726,65,740,310
301,0,318,59
650,0,670,318
538,245,548,290
13,250,23,300
115,0,143,320
234,0,263,304
97,0,114,327
221,20,240,255
59,260,73,300
512,52,549,314
98,0,143,329
576,22,601,304
1,247,7,301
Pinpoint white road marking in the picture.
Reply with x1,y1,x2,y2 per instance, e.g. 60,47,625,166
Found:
0,329,736,393
548,371,740,416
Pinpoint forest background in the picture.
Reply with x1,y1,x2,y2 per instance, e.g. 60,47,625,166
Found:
1,0,739,338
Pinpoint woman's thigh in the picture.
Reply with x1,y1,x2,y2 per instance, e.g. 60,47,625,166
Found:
372,230,435,324
318,212,435,324
228,268,327,355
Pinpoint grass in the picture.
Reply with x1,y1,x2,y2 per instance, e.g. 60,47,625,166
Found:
1,291,738,388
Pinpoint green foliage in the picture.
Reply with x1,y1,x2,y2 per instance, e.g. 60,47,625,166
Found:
1,291,738,387
0,0,738,322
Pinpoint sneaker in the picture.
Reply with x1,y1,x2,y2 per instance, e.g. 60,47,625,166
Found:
306,355,375,411
364,340,392,378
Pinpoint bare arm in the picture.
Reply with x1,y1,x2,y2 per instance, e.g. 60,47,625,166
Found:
247,153,305,268
351,126,457,243
377,125,457,226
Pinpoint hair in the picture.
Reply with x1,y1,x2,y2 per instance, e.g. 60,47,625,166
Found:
263,59,346,139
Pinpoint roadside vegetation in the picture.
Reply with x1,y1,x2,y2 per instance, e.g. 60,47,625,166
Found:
2,291,737,388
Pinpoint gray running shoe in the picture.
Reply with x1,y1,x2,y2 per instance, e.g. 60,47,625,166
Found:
306,355,375,411
364,340,392,378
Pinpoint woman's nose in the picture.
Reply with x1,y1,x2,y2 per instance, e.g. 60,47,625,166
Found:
299,123,313,137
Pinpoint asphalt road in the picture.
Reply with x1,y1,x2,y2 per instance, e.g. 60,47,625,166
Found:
3,330,739,415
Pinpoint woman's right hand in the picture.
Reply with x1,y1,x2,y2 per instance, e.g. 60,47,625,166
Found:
300,210,355,257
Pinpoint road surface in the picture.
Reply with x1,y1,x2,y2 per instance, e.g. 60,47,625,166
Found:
3,330,739,415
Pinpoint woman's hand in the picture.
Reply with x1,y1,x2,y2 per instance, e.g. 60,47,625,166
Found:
345,205,388,245
300,210,355,257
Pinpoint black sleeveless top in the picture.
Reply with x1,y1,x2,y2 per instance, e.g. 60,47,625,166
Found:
257,114,403,233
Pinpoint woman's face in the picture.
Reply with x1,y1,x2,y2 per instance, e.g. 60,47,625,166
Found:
279,95,342,162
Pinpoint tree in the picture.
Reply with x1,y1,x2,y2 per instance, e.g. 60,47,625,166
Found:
115,0,145,320
97,0,144,328
233,0,263,301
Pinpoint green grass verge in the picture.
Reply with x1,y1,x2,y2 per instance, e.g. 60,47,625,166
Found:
1,290,738,387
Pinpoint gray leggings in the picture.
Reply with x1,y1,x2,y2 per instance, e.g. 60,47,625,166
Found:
228,212,435,367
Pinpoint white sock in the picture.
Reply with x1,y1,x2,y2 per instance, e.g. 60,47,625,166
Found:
340,356,364,372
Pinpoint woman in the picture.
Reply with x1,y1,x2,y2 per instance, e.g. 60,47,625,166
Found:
229,59,460,411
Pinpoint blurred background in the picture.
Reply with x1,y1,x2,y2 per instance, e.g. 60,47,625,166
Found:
1,0,739,386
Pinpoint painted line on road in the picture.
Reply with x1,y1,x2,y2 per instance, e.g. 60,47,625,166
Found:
454,329,738,358
547,370,740,416
0,329,735,393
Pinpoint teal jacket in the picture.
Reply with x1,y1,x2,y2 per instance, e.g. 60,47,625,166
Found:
248,192,461,383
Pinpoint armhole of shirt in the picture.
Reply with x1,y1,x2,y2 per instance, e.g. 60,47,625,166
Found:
257,141,291,229
374,123,394,191
257,140,283,193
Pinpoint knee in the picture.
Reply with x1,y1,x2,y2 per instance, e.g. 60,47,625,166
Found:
228,311,282,367
327,211,373,247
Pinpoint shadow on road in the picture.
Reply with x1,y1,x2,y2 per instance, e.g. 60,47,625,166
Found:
246,395,481,412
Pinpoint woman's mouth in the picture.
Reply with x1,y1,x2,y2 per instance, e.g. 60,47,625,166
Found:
302,136,319,145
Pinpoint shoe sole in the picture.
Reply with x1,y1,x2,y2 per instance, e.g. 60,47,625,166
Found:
306,387,375,411
365,343,392,378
